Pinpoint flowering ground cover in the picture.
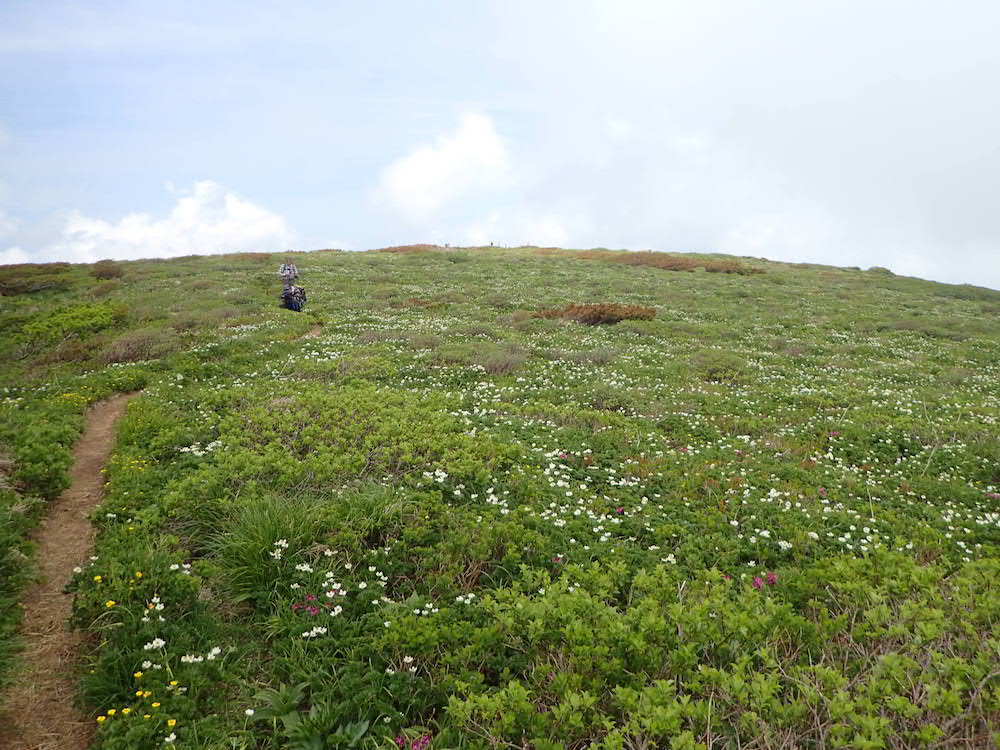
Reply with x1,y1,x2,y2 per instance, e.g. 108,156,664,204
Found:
1,247,999,748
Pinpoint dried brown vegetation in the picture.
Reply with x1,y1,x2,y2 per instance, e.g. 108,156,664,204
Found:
533,303,656,326
90,260,125,279
538,248,761,275
372,244,445,254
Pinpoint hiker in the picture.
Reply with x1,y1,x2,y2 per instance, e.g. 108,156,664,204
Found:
278,260,299,286
281,284,307,312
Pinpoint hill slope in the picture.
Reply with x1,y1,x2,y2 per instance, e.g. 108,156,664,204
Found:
1,247,999,748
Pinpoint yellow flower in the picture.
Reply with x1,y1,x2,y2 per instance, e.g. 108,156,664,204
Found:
167,719,176,727
134,671,143,678
143,691,152,698
96,716,106,723
107,709,116,716
135,571,143,578
105,600,116,608
121,708,131,715
135,690,143,697
151,702,160,708
169,680,178,687
143,714,151,719
93,575,102,583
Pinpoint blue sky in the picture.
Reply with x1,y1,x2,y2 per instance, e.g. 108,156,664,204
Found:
2,1,1000,288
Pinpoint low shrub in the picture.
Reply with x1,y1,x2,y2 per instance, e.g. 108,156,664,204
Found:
21,302,123,344
374,245,444,254
476,350,527,375
689,348,745,383
91,260,125,280
100,329,179,364
0,263,73,296
533,303,656,325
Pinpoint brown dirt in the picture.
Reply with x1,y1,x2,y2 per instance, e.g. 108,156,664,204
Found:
304,324,323,338
0,393,137,750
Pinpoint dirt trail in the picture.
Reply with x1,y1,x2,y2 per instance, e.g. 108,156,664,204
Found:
304,324,323,338
0,393,137,750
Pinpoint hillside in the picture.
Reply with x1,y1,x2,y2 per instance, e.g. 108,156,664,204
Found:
1,246,999,749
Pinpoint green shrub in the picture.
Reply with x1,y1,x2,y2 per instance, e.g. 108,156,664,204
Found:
21,302,123,344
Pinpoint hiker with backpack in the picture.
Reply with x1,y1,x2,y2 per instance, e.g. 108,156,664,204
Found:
278,259,306,311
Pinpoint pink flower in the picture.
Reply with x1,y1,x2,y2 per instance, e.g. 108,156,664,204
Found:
394,737,406,749
766,572,777,586
615,506,624,514
551,556,563,564
818,487,827,497
752,576,763,589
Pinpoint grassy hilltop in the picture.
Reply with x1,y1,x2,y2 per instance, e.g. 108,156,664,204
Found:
1,246,999,748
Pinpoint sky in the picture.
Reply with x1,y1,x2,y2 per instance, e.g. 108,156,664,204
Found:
1,1,999,289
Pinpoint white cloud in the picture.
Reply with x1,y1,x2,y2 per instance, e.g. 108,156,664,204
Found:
0,210,20,240
373,112,513,222
31,181,295,263
459,208,580,249
0,246,31,265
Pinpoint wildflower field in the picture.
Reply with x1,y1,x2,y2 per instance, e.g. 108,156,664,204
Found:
1,247,999,749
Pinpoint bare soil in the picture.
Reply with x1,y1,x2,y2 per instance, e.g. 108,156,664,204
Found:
0,393,137,750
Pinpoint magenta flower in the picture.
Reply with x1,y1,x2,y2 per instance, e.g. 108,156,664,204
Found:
394,737,406,749
752,576,763,589
615,506,624,514
411,735,432,750
766,572,777,586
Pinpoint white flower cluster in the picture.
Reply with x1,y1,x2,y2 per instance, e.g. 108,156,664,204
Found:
270,539,289,560
141,595,166,623
302,625,328,639
143,637,167,650
180,646,222,663
178,440,223,456
455,593,476,604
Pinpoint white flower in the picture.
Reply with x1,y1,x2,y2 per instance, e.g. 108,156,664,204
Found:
143,638,166,650
164,733,177,743
244,709,255,716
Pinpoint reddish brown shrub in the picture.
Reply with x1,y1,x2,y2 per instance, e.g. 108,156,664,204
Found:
372,244,444,254
233,252,272,263
533,303,656,326
536,248,762,275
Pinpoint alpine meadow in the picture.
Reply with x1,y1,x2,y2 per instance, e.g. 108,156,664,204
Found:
1,245,999,750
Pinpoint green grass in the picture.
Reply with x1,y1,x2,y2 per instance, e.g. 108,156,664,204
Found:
1,247,999,748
